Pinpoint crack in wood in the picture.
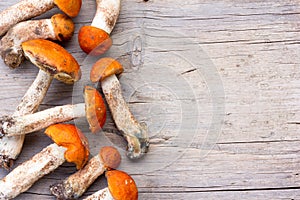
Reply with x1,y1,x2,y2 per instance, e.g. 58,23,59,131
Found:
181,68,197,75
287,122,300,125
138,186,300,193
217,139,300,145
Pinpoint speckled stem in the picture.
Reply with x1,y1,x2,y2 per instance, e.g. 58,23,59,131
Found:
0,70,53,170
0,18,55,69
91,0,121,34
83,187,113,200
50,153,105,199
0,103,85,138
101,75,149,159
0,0,55,36
0,143,66,199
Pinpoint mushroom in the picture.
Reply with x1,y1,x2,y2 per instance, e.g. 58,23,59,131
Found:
0,124,89,199
0,38,81,169
78,0,120,55
0,0,81,36
91,58,149,159
0,13,75,69
84,170,138,200
0,85,106,137
50,146,121,199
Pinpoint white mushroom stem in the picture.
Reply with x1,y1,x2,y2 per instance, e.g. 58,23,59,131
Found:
91,0,120,34
84,187,113,200
50,153,106,199
101,75,149,159
0,70,53,169
0,0,55,36
0,103,85,138
0,143,66,199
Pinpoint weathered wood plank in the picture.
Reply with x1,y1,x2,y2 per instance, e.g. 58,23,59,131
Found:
0,0,299,199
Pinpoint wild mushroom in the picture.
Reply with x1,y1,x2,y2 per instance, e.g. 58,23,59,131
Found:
84,170,138,200
0,0,81,36
0,13,75,69
78,0,120,55
0,85,106,137
0,124,89,199
50,146,121,199
0,38,81,169
91,58,149,159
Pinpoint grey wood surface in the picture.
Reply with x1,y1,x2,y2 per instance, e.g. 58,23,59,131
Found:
0,0,300,199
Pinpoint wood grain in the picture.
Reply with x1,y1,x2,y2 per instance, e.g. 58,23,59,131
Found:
0,0,299,199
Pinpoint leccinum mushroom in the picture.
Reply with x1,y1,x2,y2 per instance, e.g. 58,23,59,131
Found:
91,58,149,159
0,14,75,69
50,146,121,199
0,85,106,137
0,124,89,199
84,170,138,200
78,0,120,55
0,0,81,36
0,39,81,169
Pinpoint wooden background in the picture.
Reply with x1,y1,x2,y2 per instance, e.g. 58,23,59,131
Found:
0,0,300,199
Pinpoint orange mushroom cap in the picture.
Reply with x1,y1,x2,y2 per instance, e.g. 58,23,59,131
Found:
84,86,106,133
78,26,112,56
106,170,138,200
45,124,90,169
54,0,82,18
100,146,121,170
22,39,81,84
90,57,124,83
51,14,75,42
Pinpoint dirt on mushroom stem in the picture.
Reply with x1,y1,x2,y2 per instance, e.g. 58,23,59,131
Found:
0,70,53,169
50,146,121,199
0,0,55,36
101,75,150,159
0,14,74,69
0,143,66,199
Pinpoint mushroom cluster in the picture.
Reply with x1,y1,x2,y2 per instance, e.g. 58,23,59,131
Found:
0,0,148,198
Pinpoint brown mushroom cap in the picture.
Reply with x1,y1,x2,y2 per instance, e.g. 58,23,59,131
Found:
84,86,107,133
78,26,112,56
54,0,82,18
22,39,81,84
45,124,90,169
100,146,121,170
90,57,124,83
51,14,75,41
106,170,138,200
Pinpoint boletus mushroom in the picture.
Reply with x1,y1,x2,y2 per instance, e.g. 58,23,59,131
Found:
0,14,75,69
91,57,149,159
78,0,120,55
0,124,89,199
50,146,121,199
0,39,81,170
0,85,106,137
84,170,138,200
0,0,81,36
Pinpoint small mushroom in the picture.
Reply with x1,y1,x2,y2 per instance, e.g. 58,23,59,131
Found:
0,86,106,137
84,170,138,200
50,146,121,199
0,0,81,36
78,0,120,55
0,124,89,199
0,39,81,169
0,14,75,69
91,57,149,159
